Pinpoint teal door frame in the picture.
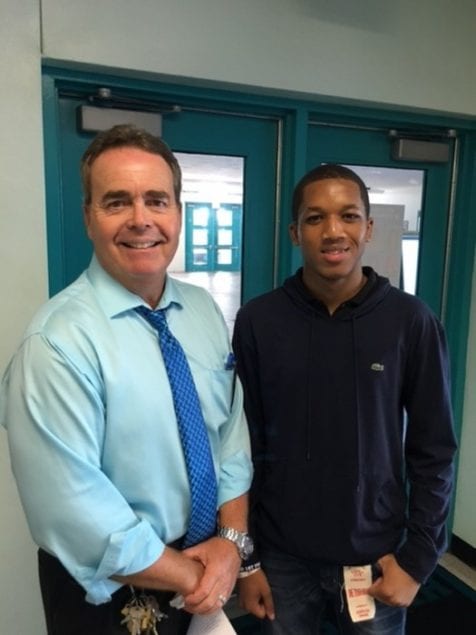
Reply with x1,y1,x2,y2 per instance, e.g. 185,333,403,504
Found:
43,64,476,531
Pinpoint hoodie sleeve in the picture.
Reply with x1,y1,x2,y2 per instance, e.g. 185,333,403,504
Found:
396,308,457,583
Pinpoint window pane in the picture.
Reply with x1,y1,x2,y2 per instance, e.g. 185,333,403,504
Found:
193,207,209,225
216,207,233,226
192,248,208,266
193,228,208,246
218,228,233,246
217,249,233,265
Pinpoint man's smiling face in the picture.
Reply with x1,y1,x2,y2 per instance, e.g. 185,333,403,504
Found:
289,177,373,286
84,147,182,305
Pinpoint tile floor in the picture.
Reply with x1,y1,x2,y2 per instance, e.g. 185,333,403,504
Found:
169,271,241,335
440,552,476,591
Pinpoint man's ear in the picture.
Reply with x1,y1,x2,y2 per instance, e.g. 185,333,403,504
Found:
366,217,374,242
83,205,92,239
289,222,300,246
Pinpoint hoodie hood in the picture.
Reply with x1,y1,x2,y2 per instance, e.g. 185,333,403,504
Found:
282,266,392,321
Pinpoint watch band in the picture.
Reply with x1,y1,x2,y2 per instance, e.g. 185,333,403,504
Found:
217,526,254,559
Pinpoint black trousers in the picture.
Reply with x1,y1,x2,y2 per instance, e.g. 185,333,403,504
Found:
38,549,192,635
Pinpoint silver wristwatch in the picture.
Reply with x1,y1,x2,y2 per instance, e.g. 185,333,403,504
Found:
217,526,254,559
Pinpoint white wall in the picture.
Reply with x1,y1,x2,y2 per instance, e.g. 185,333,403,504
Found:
41,0,476,117
453,266,476,547
1,1,476,633
0,1,48,633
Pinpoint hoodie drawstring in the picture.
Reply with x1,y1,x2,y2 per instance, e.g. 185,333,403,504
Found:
351,315,362,492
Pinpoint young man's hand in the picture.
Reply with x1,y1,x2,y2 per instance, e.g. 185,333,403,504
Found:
368,554,420,607
238,569,275,620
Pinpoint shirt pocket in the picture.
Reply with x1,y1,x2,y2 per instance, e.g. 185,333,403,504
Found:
192,364,235,431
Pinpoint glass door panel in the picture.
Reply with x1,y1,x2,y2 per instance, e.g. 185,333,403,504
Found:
176,152,243,274
174,154,244,330
345,165,424,294
306,123,454,314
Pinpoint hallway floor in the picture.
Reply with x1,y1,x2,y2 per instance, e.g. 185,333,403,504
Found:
440,551,476,591
170,271,241,335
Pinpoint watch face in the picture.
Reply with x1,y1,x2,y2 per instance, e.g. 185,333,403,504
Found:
241,535,254,558
219,527,254,558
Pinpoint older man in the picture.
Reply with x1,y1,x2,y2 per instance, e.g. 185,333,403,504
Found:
1,124,253,634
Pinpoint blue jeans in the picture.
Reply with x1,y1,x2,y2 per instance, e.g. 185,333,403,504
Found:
261,549,405,635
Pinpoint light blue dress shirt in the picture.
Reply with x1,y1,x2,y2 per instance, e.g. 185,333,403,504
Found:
0,257,252,604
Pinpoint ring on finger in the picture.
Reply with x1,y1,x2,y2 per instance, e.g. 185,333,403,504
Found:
218,593,227,605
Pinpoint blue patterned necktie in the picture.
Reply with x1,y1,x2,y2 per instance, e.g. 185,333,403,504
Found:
136,305,218,546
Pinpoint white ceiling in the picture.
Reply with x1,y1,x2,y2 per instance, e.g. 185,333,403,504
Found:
176,152,424,196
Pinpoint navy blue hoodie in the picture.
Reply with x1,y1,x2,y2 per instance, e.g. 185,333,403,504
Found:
233,267,457,583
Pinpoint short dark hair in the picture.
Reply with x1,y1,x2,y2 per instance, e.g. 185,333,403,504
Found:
80,124,182,205
291,163,370,222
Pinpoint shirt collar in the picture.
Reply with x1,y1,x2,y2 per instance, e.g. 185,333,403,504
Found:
86,256,183,318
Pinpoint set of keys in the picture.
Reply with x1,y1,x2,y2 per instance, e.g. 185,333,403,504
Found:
121,588,167,634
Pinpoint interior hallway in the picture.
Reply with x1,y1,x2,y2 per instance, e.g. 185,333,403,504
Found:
170,271,242,335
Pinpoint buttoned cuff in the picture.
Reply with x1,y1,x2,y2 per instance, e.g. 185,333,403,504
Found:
74,520,165,604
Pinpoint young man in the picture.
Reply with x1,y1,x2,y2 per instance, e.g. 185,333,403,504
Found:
233,164,457,634
1,125,253,634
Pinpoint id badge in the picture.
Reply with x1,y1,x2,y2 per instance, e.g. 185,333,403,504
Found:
343,565,376,623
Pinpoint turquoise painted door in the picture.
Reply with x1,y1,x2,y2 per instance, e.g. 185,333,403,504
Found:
185,203,242,272
306,123,455,315
43,75,278,305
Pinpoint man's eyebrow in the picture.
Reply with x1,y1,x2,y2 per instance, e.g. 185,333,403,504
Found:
100,190,130,203
144,190,171,199
340,204,363,212
99,190,171,203
304,204,362,212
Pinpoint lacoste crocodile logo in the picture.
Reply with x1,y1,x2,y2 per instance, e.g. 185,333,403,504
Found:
371,363,385,371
